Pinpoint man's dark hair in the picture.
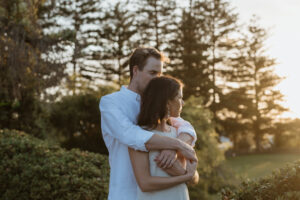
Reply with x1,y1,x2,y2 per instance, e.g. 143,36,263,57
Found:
129,47,168,80
137,75,183,130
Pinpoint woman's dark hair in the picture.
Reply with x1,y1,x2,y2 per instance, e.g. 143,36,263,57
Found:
137,76,183,130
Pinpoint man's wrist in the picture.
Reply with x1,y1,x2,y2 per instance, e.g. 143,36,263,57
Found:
176,138,185,151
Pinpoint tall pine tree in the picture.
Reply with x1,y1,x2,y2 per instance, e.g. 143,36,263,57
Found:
166,1,211,102
201,0,239,117
135,0,178,51
0,0,66,136
95,1,137,87
220,16,287,152
52,0,102,94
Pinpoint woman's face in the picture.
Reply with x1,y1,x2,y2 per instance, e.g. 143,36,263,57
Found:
168,88,184,118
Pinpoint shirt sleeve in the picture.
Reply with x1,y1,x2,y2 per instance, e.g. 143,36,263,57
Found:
99,95,154,151
170,117,197,146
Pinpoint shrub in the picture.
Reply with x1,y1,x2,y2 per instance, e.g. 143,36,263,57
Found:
222,159,300,200
49,93,108,154
0,129,109,200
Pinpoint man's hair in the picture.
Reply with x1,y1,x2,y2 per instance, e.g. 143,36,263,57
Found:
129,47,168,79
137,75,183,130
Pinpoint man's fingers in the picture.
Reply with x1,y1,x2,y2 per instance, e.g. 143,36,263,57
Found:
155,153,164,164
156,154,166,167
162,157,172,169
155,150,178,168
158,155,168,168
170,157,177,167
165,156,176,169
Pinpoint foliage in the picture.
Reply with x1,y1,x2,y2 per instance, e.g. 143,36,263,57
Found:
49,86,116,154
218,16,287,152
166,6,211,102
46,0,103,93
167,0,239,108
272,118,300,151
0,129,109,200
198,0,239,116
0,0,66,137
222,159,300,200
181,96,237,199
94,0,137,87
134,0,178,51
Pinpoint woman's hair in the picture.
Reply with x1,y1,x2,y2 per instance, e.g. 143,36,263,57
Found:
137,75,183,130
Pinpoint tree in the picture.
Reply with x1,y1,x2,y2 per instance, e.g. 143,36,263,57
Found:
166,2,211,102
181,96,236,198
95,1,137,87
200,0,239,117
219,16,287,152
52,0,102,94
135,0,178,51
0,0,66,137
272,118,300,151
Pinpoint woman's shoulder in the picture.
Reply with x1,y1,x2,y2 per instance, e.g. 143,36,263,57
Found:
170,126,177,133
149,126,176,137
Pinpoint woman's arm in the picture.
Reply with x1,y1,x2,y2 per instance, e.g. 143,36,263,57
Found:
128,147,195,192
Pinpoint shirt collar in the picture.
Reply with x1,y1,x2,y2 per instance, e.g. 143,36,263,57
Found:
121,85,141,102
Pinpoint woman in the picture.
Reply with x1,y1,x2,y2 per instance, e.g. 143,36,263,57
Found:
128,76,198,200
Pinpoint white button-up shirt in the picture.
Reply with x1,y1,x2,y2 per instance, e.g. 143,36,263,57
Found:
99,86,197,200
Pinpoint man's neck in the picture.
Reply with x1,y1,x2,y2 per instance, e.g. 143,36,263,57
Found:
127,82,141,95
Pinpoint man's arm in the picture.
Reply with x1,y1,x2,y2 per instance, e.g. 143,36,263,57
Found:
155,132,194,169
154,117,197,168
128,147,197,192
156,117,197,170
100,96,197,161
145,134,197,162
155,132,195,176
171,117,197,146
177,133,199,185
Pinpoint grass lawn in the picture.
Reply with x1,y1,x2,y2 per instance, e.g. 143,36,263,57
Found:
224,153,300,181
207,153,300,200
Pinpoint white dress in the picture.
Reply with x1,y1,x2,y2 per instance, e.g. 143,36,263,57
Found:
137,126,190,200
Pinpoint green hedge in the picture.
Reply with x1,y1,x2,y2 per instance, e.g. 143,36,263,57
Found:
222,159,300,200
0,129,109,200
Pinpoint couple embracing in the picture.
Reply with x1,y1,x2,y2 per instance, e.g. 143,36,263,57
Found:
100,47,199,200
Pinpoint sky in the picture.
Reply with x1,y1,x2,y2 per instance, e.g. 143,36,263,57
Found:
230,0,300,119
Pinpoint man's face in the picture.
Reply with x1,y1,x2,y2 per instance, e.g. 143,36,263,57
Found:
135,56,163,93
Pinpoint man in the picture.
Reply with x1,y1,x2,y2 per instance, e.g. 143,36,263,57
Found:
100,47,198,200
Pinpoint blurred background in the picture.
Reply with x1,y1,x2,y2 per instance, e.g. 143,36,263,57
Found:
1,0,300,199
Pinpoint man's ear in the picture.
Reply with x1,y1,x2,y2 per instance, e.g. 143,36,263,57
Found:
166,101,170,109
132,65,138,77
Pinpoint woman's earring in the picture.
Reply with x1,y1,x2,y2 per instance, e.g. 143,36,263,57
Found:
167,108,170,118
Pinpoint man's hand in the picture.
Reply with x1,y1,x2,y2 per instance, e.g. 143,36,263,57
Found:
186,159,197,178
186,159,199,185
178,140,197,162
154,149,177,169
